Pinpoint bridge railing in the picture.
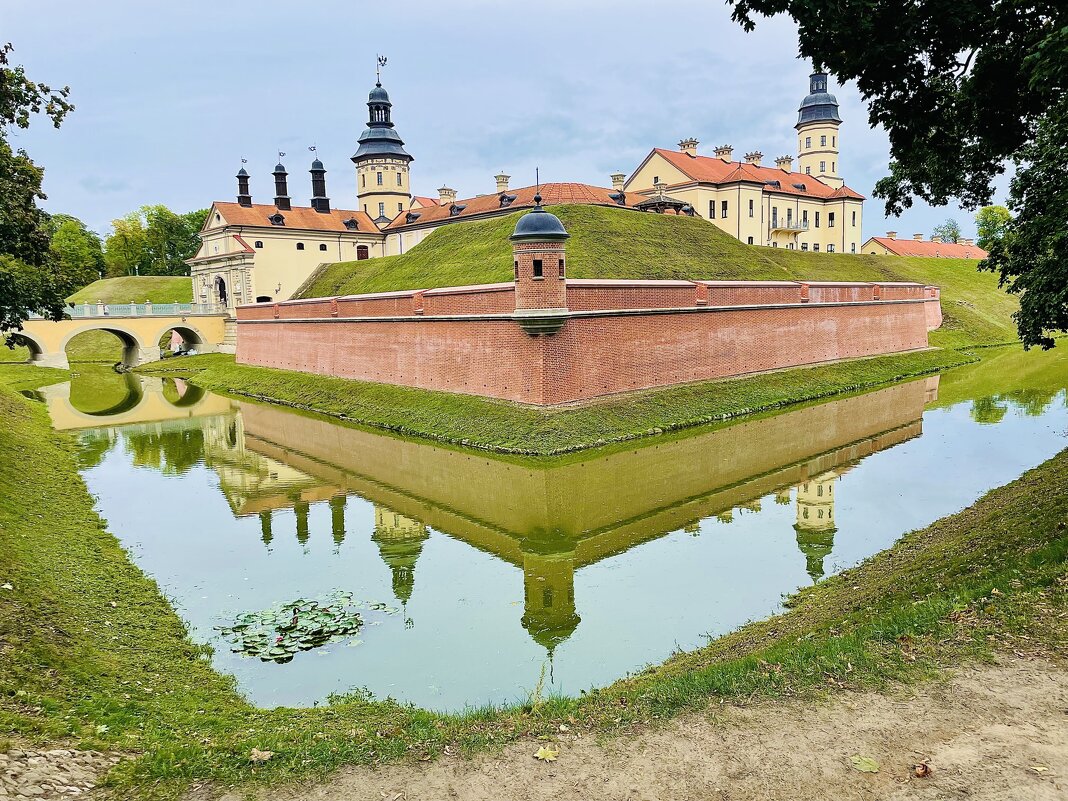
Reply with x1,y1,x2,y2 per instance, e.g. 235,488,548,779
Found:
28,302,226,320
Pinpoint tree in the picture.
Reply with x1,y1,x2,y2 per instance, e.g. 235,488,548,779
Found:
974,205,1012,251
47,213,104,290
724,0,1068,346
0,42,73,332
932,219,961,244
104,205,208,277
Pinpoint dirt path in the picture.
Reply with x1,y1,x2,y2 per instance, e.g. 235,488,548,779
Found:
217,658,1068,801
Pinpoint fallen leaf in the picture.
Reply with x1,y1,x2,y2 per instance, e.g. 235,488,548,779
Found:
913,761,932,778
534,746,559,762
250,748,274,764
850,755,880,773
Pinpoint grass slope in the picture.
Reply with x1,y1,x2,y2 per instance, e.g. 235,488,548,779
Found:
1,363,1064,799
138,348,971,456
68,276,193,305
299,205,1017,349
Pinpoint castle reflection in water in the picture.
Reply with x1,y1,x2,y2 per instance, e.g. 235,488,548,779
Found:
145,375,934,657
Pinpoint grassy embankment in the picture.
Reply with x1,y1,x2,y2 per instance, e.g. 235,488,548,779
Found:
2,361,1065,799
2,276,196,365
299,205,1019,351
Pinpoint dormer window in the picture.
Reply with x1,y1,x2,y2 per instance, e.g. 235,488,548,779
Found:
405,211,422,224
498,193,517,208
608,191,626,206
449,203,467,217
342,217,359,230
268,213,285,226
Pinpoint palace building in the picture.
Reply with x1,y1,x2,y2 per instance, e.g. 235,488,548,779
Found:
189,69,866,310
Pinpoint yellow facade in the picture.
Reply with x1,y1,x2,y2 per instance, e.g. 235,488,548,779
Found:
356,156,411,222
796,122,842,188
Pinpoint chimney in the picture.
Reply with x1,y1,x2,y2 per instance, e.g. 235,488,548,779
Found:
963,237,973,246
236,167,252,207
495,172,510,193
913,233,923,241
678,138,699,157
309,159,330,213
930,235,942,243
713,144,733,162
774,155,793,172
744,151,764,167
610,172,626,192
653,181,668,197
272,162,291,211
886,231,897,239
438,186,457,206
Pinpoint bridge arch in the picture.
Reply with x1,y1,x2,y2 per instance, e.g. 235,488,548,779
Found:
149,322,209,356
5,331,46,364
60,324,149,368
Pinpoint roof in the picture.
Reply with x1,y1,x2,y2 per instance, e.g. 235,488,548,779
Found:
410,196,439,208
865,237,989,259
640,148,865,200
385,182,640,230
211,202,382,235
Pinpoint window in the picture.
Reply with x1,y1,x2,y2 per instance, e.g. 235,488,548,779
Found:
828,244,835,252
319,243,328,251
772,242,779,247
801,242,809,251
813,243,820,251
296,242,305,250
398,202,403,213
787,208,793,225
747,236,754,245
376,172,383,185
397,173,402,186
215,213,221,222
852,211,857,226
832,161,835,172
356,245,369,260
815,211,821,228
820,135,827,146
820,160,826,172
828,212,836,228
532,259,543,278
787,243,795,250
254,240,263,248
802,210,809,226
361,174,366,187
805,166,811,175
709,200,715,219
514,260,519,280
720,200,728,219
851,243,856,253
748,199,754,217
378,202,385,218
805,136,811,148
652,175,659,184
832,136,836,147
558,258,565,279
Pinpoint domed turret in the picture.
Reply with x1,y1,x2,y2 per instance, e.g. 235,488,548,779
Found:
795,71,844,188
510,196,570,242
352,73,413,226
511,194,571,333
796,72,842,127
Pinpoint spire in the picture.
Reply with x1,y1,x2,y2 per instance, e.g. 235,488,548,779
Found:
352,66,412,165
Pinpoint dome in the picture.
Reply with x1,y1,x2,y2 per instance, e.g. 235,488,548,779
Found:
310,158,325,171
510,200,570,242
368,82,390,104
796,72,842,127
273,162,287,174
236,167,249,177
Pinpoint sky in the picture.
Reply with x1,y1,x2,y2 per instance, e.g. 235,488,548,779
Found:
5,0,1003,241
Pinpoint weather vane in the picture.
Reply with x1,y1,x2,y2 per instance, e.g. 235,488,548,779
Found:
376,55,387,84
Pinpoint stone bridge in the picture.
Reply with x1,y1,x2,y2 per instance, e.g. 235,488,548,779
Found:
9,302,231,369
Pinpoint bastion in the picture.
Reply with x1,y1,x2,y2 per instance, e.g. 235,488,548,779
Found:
235,198,942,406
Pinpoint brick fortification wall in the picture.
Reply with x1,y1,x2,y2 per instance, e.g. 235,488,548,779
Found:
237,278,940,406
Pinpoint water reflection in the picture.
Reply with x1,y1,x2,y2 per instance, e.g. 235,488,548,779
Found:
42,348,1068,709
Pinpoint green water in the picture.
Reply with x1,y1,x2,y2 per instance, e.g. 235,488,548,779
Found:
35,346,1068,711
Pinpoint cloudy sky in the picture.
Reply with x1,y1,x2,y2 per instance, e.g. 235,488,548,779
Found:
6,0,999,240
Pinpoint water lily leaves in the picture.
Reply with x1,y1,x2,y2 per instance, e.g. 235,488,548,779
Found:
850,755,880,773
216,591,392,664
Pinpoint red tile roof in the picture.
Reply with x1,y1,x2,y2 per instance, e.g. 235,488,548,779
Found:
385,182,639,230
644,148,866,200
212,202,381,234
866,237,989,259
410,196,440,208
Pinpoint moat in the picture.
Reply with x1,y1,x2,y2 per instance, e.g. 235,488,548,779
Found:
28,346,1068,711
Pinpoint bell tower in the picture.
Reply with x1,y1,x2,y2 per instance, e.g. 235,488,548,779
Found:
796,71,843,189
352,57,413,227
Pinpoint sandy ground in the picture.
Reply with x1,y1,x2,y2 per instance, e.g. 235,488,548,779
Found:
215,657,1068,801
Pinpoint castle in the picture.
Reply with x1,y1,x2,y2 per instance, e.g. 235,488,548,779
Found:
188,70,865,311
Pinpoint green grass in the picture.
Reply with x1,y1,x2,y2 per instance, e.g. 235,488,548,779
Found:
1,361,1064,799
137,348,971,456
68,276,193,305
298,205,1017,349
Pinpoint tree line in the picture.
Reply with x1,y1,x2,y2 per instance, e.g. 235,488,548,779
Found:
49,205,209,291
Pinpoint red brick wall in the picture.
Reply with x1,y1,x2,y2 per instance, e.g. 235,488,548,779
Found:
697,281,804,306
514,242,567,309
237,296,933,405
422,284,514,315
567,280,697,310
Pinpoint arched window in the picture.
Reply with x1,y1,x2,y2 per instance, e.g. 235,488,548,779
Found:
377,172,383,185
319,243,327,251
356,245,369,260
296,242,305,250
254,240,263,248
